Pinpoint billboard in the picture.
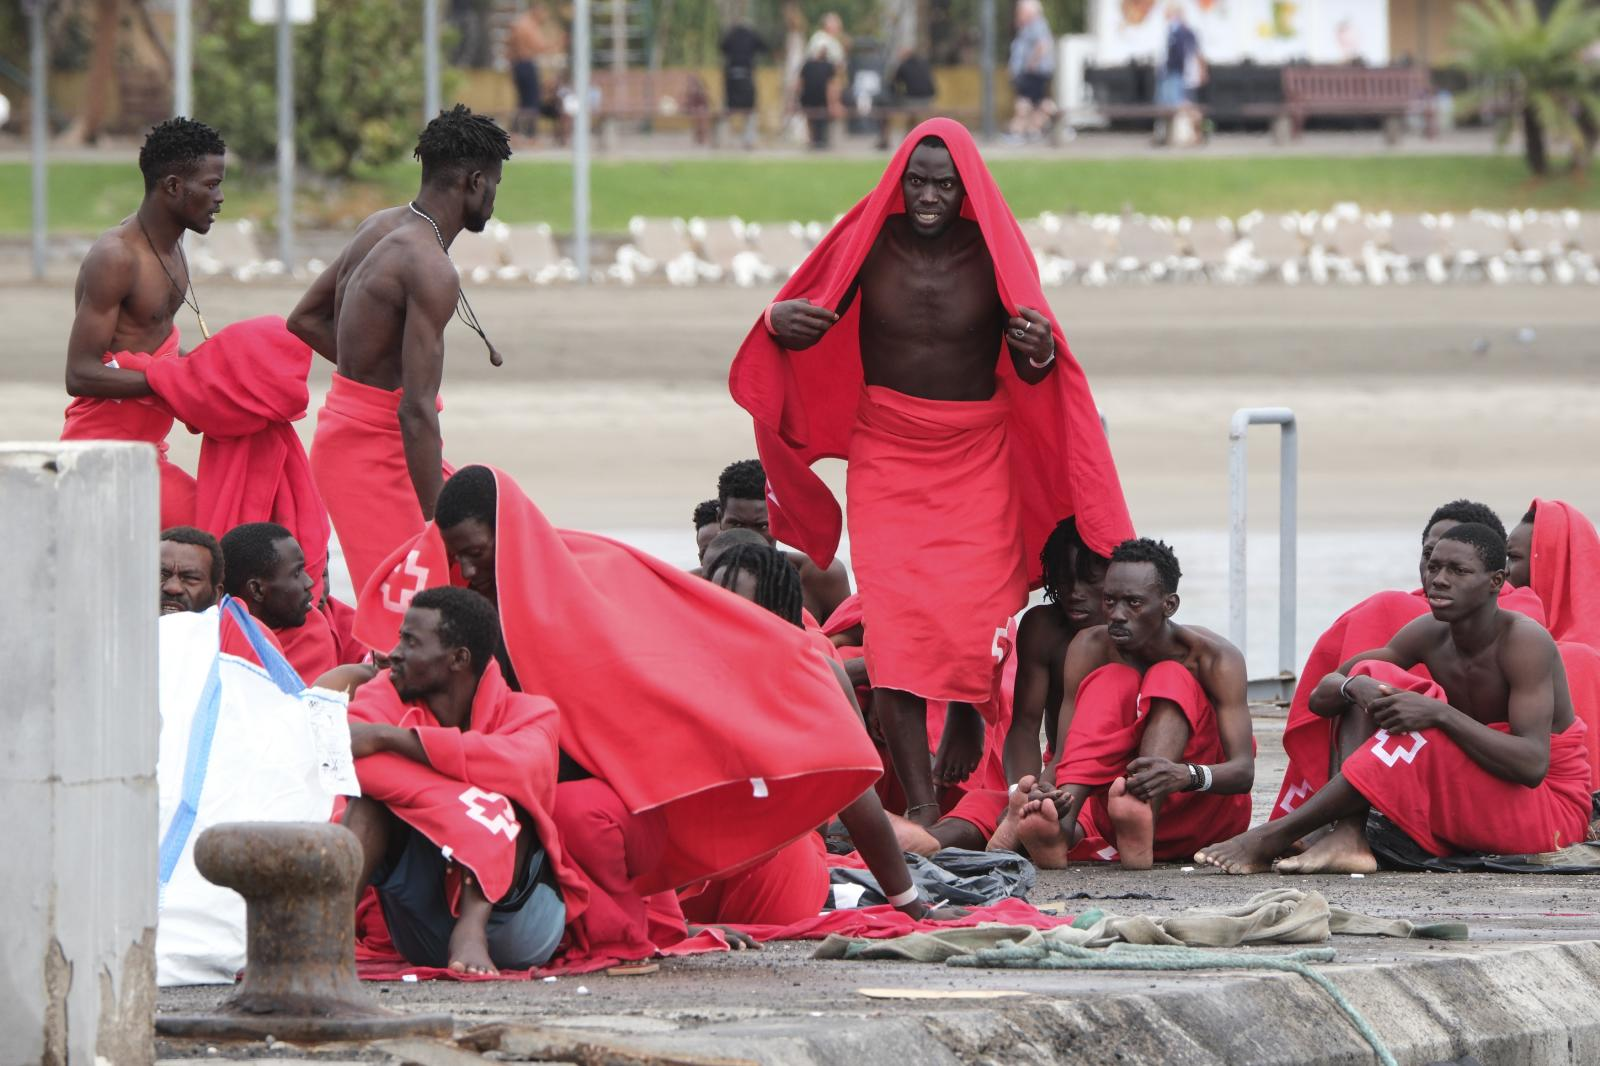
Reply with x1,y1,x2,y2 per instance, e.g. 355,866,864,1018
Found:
1088,0,1389,66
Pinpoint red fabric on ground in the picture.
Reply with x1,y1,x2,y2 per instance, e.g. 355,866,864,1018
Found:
728,117,1131,701
1272,584,1548,820
1057,661,1250,860
681,832,829,926
355,468,882,894
727,896,1077,942
347,661,586,908
311,373,451,596
1340,661,1592,856
1529,499,1600,650
143,317,331,599
61,326,196,528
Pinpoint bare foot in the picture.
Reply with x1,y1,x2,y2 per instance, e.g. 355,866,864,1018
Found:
932,701,986,787
1107,777,1154,871
1195,826,1283,875
1018,797,1072,869
1275,820,1378,875
986,777,1034,854
447,924,499,976
887,812,941,856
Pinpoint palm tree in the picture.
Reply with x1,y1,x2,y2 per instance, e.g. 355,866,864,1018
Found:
1452,0,1600,175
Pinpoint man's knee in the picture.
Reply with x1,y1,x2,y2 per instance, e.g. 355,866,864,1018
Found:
1140,699,1194,751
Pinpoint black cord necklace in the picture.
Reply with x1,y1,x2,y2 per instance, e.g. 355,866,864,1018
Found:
138,214,210,340
408,201,504,367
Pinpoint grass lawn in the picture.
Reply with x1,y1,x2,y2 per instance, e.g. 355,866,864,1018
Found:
3,153,1595,236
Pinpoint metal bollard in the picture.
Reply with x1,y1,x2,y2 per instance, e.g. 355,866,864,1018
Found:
156,822,452,1043
1228,407,1298,704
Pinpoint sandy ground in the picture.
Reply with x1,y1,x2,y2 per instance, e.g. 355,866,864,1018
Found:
6,279,1596,669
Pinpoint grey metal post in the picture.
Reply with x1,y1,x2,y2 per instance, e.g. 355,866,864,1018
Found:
29,0,47,281
0,442,159,1066
275,0,295,270
573,0,592,281
174,0,193,117
979,0,996,139
423,0,440,123
1227,406,1298,703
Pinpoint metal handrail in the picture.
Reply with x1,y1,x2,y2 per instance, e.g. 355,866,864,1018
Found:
1228,407,1298,703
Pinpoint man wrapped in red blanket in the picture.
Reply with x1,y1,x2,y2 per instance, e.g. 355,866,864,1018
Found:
1200,522,1591,875
999,538,1255,870
357,466,882,967
1272,500,1548,821
344,587,583,975
730,118,1132,832
221,523,366,684
1508,499,1600,785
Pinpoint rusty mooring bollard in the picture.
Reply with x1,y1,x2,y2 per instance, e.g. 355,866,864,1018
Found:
156,822,453,1042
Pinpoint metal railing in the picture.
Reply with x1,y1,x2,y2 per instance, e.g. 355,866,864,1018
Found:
1228,407,1298,704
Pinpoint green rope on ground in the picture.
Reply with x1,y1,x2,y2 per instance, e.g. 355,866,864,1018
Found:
949,942,1398,1066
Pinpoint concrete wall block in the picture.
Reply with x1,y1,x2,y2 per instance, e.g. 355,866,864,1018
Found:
0,442,158,1066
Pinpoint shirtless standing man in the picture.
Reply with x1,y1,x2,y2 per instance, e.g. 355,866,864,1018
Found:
735,119,1131,830
63,118,227,528
304,105,510,594
1199,523,1591,874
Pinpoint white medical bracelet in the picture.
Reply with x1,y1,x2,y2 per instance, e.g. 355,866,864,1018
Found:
886,885,920,908
1198,764,1213,792
1028,344,1056,370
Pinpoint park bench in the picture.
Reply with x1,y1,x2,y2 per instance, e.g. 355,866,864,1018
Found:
1279,66,1435,143
591,70,712,148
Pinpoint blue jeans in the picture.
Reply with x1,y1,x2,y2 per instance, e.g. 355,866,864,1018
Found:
1156,73,1191,107
374,825,565,970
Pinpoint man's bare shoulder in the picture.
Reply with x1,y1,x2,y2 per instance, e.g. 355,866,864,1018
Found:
1499,608,1559,659
1017,603,1069,656
1067,624,1114,662
1181,624,1248,670
78,226,140,279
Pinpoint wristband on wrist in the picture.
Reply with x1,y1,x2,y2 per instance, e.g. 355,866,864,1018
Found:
1339,674,1359,703
1028,343,1056,369
763,302,779,336
1197,764,1213,792
1185,763,1200,791
886,885,920,908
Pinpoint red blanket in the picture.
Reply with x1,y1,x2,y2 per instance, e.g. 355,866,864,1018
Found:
312,373,451,596
680,832,830,926
347,661,586,908
141,318,331,601
1529,499,1600,651
1271,585,1547,820
61,326,196,528
1558,642,1600,786
728,116,1131,578
272,610,340,684
1341,662,1591,856
822,593,864,639
355,467,883,894
1056,661,1250,860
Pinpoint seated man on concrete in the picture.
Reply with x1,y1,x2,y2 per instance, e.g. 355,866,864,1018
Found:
693,498,721,567
994,538,1255,870
1272,499,1548,819
1198,523,1591,875
717,458,852,624
1003,516,1111,784
344,587,573,975
221,521,356,683
696,542,935,922
161,526,225,616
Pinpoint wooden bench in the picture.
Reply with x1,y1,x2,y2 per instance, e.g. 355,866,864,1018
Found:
591,70,712,148
1280,66,1435,142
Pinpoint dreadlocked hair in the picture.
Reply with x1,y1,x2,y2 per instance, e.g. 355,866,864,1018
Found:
693,498,720,529
414,104,511,186
1039,516,1096,606
708,543,803,627
139,118,226,192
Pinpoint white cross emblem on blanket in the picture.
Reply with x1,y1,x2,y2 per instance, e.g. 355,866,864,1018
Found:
382,549,431,613
1369,729,1428,768
459,786,522,840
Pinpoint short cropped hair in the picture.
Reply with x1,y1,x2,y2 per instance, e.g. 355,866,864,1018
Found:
708,543,804,627
435,465,498,532
716,459,766,507
139,118,226,193
410,586,501,676
693,498,721,529
414,104,511,186
161,525,224,586
219,522,294,596
1522,503,1538,525
1434,522,1507,573
1423,499,1505,543
1109,537,1182,595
